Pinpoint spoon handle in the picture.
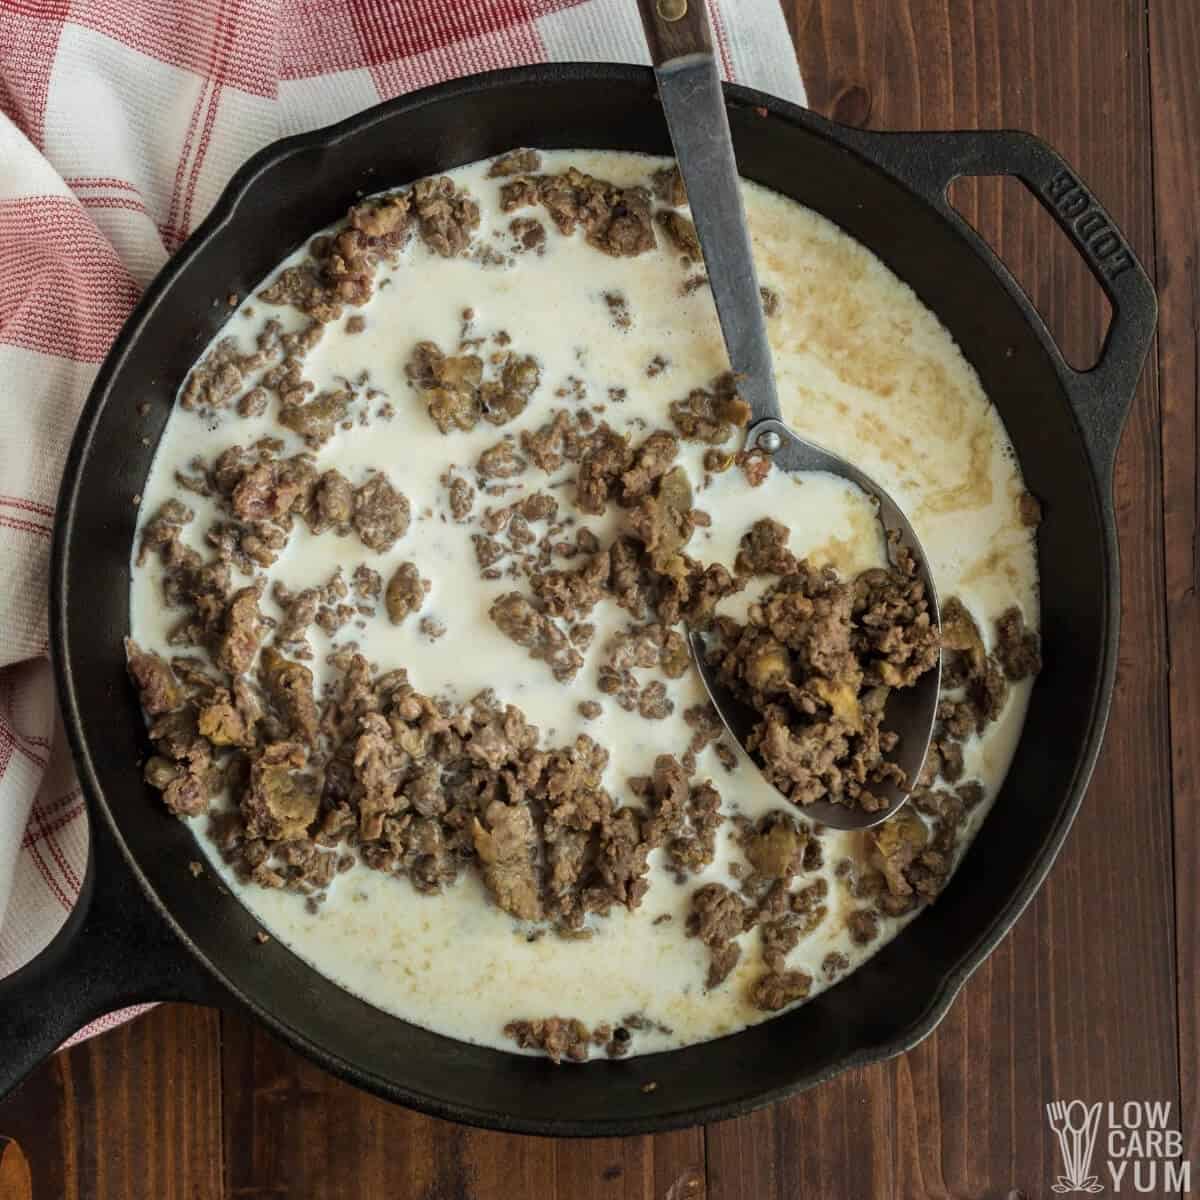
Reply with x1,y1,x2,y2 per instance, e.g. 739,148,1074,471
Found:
637,0,782,424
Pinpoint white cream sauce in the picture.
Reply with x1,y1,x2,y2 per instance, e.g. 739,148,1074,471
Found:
130,151,1038,1057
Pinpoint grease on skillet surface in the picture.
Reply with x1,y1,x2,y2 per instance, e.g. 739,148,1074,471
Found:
127,150,1041,1062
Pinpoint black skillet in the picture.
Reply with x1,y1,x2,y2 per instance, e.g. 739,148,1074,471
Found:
0,64,1155,1134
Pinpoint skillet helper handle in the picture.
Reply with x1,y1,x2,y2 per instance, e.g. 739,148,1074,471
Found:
0,804,220,1101
636,0,712,64
848,128,1157,484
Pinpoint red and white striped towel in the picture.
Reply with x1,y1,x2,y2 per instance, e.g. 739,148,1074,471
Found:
0,0,804,1046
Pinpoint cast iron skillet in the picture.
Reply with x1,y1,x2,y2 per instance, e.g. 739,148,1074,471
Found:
0,64,1155,1134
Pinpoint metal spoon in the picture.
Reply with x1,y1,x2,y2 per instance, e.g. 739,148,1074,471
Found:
637,0,941,830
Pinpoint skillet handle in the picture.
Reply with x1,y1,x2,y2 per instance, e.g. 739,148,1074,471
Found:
0,802,222,1101
843,128,1157,485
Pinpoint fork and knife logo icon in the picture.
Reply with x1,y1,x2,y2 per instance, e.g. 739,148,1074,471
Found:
1046,1100,1105,1193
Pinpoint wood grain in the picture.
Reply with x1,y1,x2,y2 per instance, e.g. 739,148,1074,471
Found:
0,4,1193,1197
1148,0,1200,1166
219,1008,703,1199
0,1005,222,1200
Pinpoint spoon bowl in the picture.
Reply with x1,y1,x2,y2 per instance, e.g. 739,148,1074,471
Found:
693,417,942,831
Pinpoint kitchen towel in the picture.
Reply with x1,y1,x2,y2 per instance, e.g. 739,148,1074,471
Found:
0,0,805,1046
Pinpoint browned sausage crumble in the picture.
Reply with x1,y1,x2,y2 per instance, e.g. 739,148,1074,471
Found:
406,338,542,433
706,521,939,814
128,627,728,944
499,166,656,257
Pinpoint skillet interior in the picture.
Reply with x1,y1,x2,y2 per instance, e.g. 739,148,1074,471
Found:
55,65,1111,1134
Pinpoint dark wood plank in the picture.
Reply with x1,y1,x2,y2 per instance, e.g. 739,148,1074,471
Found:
707,1063,894,1199
1148,0,1200,1164
0,1004,222,1200
220,1007,703,1200
705,2,1177,1195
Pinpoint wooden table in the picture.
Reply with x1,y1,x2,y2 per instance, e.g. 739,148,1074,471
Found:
2,2,1195,1196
